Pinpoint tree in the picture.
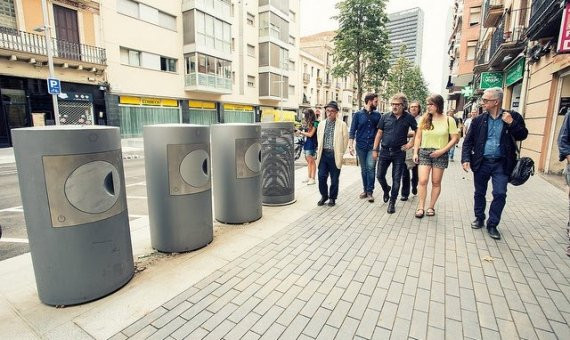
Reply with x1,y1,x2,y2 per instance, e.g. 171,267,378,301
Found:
385,46,429,105
332,0,390,108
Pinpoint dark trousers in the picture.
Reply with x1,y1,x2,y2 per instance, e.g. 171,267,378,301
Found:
376,149,406,202
356,147,376,194
318,150,341,200
401,164,418,197
473,159,509,227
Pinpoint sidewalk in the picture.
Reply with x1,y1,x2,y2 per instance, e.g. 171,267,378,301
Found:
1,161,570,339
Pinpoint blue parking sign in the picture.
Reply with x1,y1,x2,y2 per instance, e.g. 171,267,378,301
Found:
47,78,61,94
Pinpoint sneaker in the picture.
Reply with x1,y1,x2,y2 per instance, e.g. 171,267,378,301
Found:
307,178,316,185
302,178,309,183
359,192,368,199
367,193,374,203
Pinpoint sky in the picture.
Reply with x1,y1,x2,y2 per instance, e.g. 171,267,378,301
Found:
299,0,455,94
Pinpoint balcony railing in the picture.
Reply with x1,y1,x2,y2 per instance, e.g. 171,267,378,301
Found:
489,21,504,60
527,0,564,41
303,73,310,83
0,27,106,65
483,0,503,28
185,72,232,93
487,12,527,68
316,77,322,86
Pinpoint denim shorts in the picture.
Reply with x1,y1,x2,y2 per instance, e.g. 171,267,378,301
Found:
304,149,316,157
418,148,449,169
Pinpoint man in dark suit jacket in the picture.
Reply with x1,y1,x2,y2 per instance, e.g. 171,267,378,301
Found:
558,109,570,256
461,87,528,240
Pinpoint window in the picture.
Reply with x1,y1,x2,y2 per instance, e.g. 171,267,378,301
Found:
467,40,477,60
247,12,254,25
469,7,481,26
289,35,295,45
248,75,255,87
289,10,296,22
288,60,295,71
161,57,177,72
191,10,231,53
247,44,255,57
259,11,289,43
289,85,295,96
118,0,176,31
120,47,141,66
0,0,16,28
311,67,314,77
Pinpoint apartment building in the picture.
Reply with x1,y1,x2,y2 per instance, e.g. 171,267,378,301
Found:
387,8,424,66
300,31,357,123
0,0,107,147
446,0,483,113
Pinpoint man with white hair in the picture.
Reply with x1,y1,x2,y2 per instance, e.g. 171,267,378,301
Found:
461,87,528,240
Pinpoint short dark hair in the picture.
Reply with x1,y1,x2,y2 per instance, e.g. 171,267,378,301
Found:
364,93,378,105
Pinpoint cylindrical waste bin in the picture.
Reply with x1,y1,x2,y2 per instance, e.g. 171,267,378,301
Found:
11,126,133,306
143,124,213,253
261,122,296,205
211,123,262,224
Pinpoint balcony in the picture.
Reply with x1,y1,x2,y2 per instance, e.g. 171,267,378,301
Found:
483,0,503,28
323,80,331,87
474,38,490,74
526,0,564,41
335,82,341,89
316,77,323,86
0,27,106,67
185,72,232,94
303,73,310,84
486,13,526,69
182,0,231,21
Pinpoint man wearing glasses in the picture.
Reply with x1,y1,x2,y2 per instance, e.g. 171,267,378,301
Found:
401,100,422,201
462,87,528,240
316,101,349,207
372,93,417,214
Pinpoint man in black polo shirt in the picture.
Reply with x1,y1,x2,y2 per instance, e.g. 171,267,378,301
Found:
373,93,417,214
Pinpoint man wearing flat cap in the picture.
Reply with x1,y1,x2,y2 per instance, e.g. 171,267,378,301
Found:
315,101,349,206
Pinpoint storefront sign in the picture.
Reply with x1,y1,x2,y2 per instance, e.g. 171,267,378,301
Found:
141,97,161,106
480,72,504,89
189,100,216,109
120,96,141,105
505,58,525,87
58,92,92,102
558,3,570,53
161,99,178,107
224,104,253,111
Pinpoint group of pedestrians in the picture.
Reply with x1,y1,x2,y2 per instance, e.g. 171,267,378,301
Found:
311,88,530,242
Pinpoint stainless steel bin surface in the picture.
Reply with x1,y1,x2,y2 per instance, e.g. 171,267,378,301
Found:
11,125,133,306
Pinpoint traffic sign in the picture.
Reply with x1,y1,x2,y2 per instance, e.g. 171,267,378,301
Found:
47,78,61,94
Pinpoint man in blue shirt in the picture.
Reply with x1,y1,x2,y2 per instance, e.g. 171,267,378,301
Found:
462,87,528,240
348,93,381,202
558,108,570,256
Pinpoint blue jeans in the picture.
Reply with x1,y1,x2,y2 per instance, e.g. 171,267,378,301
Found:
318,150,341,200
473,159,509,227
356,147,376,194
376,148,406,202
449,145,456,160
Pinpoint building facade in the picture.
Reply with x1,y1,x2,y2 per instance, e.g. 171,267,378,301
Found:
0,0,107,147
387,7,424,66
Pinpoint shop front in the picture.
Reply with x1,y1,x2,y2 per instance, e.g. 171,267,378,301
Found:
0,75,106,147
118,96,181,138
188,100,218,125
503,58,525,112
222,104,256,123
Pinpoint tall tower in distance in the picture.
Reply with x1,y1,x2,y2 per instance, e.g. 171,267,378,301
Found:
387,7,424,66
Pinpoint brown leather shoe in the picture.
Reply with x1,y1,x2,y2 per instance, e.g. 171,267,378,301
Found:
359,192,368,199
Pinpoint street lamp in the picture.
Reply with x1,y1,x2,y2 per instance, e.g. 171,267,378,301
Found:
38,0,60,125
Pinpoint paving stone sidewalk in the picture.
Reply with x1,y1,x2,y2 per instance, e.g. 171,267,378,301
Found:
113,163,570,340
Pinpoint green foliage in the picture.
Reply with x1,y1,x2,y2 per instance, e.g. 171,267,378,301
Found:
332,0,390,107
385,49,429,105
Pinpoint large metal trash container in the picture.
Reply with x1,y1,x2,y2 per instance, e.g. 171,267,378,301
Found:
261,122,296,205
211,123,262,223
143,124,213,252
11,126,134,306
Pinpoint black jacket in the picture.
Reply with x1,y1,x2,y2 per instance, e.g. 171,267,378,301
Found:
461,110,528,174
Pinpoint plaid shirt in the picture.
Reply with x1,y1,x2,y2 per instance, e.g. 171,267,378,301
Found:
323,120,336,150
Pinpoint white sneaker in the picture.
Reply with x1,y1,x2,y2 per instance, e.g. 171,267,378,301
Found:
307,178,316,185
302,178,309,183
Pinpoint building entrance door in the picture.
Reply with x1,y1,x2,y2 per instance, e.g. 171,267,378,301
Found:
54,5,80,60
0,89,28,147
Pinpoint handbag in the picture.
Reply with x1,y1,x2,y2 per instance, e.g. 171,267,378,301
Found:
509,135,534,186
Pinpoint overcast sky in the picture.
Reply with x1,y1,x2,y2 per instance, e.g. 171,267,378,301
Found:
300,0,455,94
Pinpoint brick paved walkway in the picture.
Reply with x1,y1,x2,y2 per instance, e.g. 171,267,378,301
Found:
112,163,570,339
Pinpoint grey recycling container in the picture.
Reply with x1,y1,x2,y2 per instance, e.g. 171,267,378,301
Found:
211,123,262,224
11,126,133,306
143,124,213,253
261,122,296,205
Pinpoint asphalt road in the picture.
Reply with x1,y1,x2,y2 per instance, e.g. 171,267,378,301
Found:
0,158,306,261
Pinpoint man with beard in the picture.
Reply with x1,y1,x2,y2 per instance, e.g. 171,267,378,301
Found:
348,93,381,202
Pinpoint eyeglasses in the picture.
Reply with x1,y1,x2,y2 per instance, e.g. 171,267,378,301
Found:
482,98,497,103
426,103,435,106
390,103,403,107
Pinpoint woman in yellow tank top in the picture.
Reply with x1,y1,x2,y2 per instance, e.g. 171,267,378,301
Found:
412,94,460,218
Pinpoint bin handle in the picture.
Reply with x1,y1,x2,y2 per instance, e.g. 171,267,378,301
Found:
202,158,208,176
103,171,115,196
